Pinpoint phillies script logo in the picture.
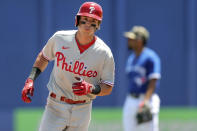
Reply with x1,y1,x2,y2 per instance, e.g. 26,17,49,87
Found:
55,52,97,77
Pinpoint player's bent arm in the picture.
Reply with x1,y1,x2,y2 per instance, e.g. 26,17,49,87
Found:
95,83,113,96
33,52,49,72
28,52,49,80
144,79,157,102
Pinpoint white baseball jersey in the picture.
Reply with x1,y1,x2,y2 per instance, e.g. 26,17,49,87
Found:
42,30,115,101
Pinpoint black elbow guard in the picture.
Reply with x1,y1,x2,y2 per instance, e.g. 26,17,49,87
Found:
91,85,101,95
28,67,41,81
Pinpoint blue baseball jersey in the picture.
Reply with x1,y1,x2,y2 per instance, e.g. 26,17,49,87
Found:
125,47,161,94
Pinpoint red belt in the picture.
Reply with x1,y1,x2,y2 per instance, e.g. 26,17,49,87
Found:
50,92,86,104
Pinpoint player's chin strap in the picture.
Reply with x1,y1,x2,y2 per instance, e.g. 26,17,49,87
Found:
28,67,41,81
91,85,101,95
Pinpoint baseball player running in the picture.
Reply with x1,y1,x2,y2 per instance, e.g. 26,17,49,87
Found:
21,2,115,131
123,26,161,131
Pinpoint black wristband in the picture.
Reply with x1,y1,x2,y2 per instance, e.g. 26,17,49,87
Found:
28,67,41,81
91,85,101,95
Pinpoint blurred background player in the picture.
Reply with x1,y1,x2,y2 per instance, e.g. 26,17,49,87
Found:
21,2,115,131
123,26,161,131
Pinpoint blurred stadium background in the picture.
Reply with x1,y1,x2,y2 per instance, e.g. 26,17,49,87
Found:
1,0,197,131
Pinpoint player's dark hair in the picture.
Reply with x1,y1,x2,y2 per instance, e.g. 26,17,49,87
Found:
142,36,147,46
76,16,81,27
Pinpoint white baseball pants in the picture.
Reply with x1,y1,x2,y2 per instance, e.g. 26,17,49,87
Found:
123,94,160,131
39,96,92,131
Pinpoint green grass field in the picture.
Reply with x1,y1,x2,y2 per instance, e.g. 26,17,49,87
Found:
14,107,197,131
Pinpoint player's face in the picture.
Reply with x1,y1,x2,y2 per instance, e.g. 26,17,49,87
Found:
78,16,99,35
128,38,138,50
128,38,143,50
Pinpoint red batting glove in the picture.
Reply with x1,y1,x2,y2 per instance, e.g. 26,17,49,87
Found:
72,77,93,96
21,78,34,103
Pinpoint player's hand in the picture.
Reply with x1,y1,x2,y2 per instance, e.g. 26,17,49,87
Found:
136,100,152,124
72,77,93,96
21,78,34,103
139,101,147,110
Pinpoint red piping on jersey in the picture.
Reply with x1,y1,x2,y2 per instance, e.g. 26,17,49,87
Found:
101,80,114,86
75,36,97,54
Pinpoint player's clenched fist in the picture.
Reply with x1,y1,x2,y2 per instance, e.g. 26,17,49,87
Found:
21,78,34,103
72,77,93,96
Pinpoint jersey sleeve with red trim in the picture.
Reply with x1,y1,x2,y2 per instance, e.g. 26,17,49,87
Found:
100,49,115,87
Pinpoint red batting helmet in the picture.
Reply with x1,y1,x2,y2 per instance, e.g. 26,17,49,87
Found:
75,2,103,26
